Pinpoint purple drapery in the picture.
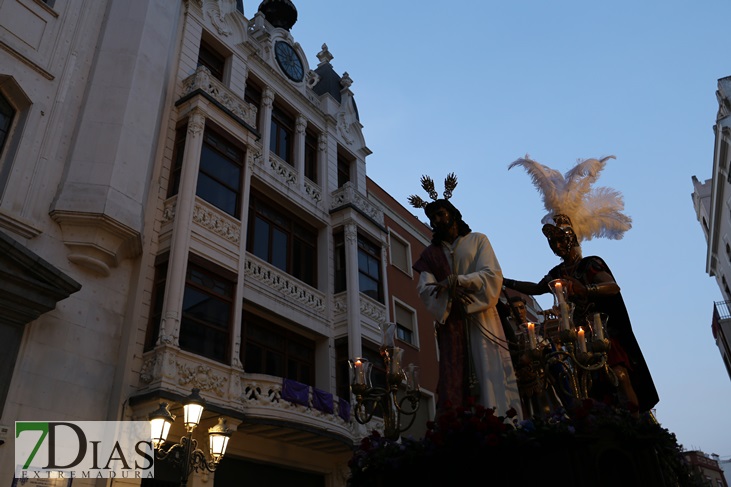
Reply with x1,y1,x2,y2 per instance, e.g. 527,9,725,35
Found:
312,388,334,414
281,378,309,406
338,397,351,421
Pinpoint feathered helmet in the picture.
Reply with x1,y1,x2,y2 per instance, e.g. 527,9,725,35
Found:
508,155,631,244
408,173,461,223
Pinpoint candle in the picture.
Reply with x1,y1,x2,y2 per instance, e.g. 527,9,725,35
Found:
552,280,571,330
527,322,537,349
559,303,570,330
554,281,565,303
577,327,587,353
354,359,364,384
593,313,604,340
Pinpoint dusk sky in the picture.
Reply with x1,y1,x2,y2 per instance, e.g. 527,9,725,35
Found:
285,1,730,457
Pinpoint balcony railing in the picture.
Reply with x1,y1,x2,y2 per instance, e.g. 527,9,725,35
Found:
714,300,731,320
330,182,384,226
137,346,354,446
180,66,257,128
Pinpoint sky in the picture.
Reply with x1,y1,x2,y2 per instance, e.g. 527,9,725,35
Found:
284,1,730,458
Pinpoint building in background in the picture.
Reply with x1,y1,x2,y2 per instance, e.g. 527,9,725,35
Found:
0,0,558,484
692,75,731,386
682,451,729,487
0,1,444,485
691,75,731,482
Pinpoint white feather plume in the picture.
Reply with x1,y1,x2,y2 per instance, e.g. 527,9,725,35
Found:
508,154,631,242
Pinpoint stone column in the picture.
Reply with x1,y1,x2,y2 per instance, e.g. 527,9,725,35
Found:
344,222,362,359
231,143,258,369
380,242,390,322
259,87,274,168
318,132,329,206
295,114,306,187
158,108,206,346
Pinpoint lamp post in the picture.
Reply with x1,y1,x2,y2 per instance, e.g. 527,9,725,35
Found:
149,388,233,487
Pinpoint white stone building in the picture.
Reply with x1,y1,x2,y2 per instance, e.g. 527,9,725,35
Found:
692,75,731,384
0,1,439,485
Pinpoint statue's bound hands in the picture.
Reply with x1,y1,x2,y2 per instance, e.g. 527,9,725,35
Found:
426,277,450,298
426,276,474,305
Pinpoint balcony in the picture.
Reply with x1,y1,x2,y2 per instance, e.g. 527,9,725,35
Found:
243,253,326,325
712,301,731,380
179,66,257,130
136,346,354,453
330,182,384,227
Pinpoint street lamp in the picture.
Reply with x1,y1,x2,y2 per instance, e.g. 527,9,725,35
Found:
149,388,233,487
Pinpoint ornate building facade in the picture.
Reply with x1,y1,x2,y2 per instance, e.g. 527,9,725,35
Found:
692,75,731,384
0,1,439,485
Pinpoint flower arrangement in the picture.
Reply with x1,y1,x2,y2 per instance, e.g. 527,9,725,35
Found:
348,400,705,487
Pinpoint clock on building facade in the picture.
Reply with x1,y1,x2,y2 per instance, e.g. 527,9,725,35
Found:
274,41,304,82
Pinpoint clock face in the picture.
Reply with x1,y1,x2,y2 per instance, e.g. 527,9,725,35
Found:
274,41,304,82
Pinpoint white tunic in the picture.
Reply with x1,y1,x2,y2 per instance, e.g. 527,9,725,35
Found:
416,232,523,419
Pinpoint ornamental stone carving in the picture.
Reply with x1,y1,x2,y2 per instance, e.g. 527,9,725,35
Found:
269,156,297,186
244,257,325,313
304,180,322,203
181,67,257,127
361,296,386,323
192,202,241,243
330,183,384,225
176,362,228,397
162,198,176,224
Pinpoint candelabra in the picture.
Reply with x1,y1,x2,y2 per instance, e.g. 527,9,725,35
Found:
349,323,421,440
149,388,233,487
516,280,617,413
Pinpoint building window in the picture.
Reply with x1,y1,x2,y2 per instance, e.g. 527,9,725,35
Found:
389,231,411,274
198,40,226,81
304,130,318,183
244,79,262,130
334,232,346,294
167,127,185,199
270,105,294,164
358,234,383,302
394,301,416,345
334,232,384,302
198,130,244,217
168,126,245,218
247,195,317,286
145,259,168,352
241,313,315,385
337,152,351,187
0,76,32,200
146,257,235,364
0,93,14,159
180,259,234,363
